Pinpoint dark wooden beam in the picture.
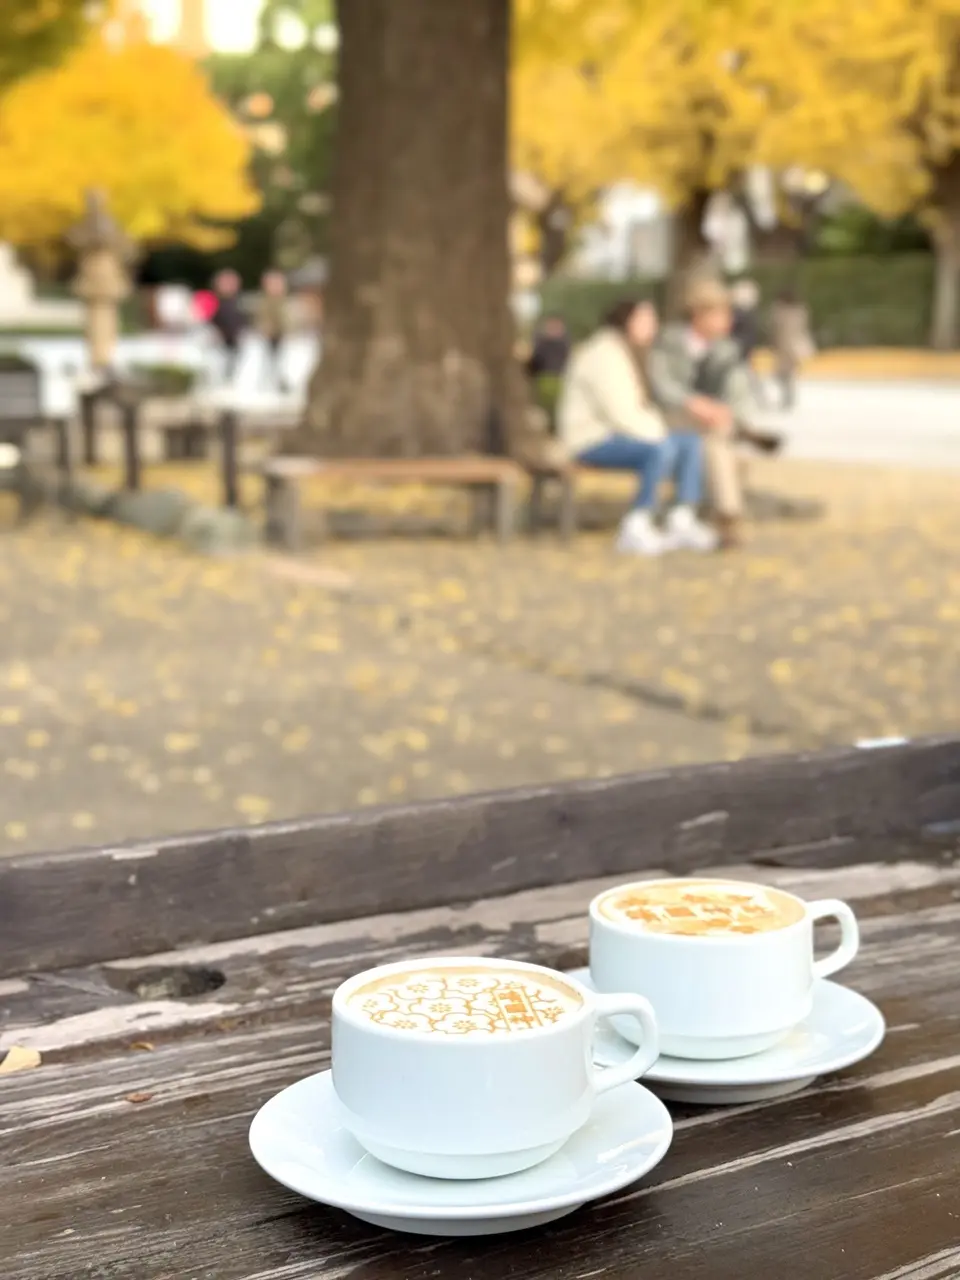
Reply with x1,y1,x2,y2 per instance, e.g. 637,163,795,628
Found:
2,737,959,976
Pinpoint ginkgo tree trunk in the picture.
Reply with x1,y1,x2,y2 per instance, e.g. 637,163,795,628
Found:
928,159,960,351
296,0,524,458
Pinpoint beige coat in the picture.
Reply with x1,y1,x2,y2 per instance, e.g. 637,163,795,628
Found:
557,329,666,456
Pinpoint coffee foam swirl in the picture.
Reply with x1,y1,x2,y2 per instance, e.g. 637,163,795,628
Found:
346,966,583,1036
598,879,804,936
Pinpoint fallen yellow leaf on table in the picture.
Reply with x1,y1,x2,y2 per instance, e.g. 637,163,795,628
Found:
0,1046,41,1075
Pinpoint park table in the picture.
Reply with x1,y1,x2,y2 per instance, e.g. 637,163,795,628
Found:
2,737,960,1279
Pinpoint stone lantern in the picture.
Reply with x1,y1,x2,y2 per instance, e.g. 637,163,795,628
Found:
68,189,134,375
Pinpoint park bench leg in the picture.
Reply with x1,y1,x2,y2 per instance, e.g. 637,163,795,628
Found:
80,392,100,466
220,412,240,508
558,474,577,541
528,474,545,534
54,418,72,480
494,480,518,543
471,486,494,537
121,402,140,491
267,477,308,552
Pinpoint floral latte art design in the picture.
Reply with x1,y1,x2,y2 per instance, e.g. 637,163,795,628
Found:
346,969,584,1036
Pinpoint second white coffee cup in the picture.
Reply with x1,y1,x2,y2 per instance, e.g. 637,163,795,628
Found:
331,955,659,1179
590,877,860,1060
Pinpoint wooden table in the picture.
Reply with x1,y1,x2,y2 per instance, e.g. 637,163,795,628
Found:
3,738,960,1279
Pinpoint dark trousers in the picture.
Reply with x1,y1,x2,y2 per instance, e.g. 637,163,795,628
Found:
264,334,288,392
222,338,241,381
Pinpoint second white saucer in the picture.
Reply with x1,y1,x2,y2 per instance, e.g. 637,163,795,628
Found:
570,968,886,1105
249,1070,673,1236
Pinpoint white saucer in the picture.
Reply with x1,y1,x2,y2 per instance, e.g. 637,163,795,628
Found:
249,1070,672,1236
570,969,886,1105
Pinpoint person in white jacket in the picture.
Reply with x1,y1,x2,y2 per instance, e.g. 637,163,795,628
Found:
557,299,716,555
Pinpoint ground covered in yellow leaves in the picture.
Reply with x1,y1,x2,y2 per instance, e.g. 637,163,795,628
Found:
1,454,958,857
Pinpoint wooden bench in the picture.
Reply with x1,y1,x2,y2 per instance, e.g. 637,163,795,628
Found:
261,454,526,550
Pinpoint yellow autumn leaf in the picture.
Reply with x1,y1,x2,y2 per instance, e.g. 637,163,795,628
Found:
0,1046,41,1075
769,659,795,685
235,795,272,819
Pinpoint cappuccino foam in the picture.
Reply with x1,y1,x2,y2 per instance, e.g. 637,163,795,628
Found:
597,879,805,937
347,965,584,1036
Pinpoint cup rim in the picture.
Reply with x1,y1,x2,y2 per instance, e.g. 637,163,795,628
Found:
589,876,810,943
333,954,593,1044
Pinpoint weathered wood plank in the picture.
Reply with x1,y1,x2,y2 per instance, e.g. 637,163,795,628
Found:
2,737,960,976
3,1002,959,1278
3,859,959,1056
3,859,960,1279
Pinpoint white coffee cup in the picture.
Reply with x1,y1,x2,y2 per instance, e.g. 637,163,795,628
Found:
331,955,659,1179
589,877,860,1060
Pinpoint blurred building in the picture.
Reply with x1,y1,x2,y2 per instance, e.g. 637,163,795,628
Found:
570,184,752,280
133,0,260,54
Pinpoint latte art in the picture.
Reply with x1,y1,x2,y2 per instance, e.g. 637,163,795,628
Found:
598,879,805,937
347,966,584,1036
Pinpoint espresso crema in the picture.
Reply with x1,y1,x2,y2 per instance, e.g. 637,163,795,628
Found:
597,879,805,937
346,965,584,1036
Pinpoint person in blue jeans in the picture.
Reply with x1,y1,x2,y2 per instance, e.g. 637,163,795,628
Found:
556,298,716,554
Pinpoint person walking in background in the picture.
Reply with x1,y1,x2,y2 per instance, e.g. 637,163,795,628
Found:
770,289,814,409
557,298,717,556
210,268,247,380
257,269,291,392
526,313,571,432
647,278,781,550
527,313,571,379
730,278,768,406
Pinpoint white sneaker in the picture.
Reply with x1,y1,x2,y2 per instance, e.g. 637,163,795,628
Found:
664,508,718,552
616,513,666,556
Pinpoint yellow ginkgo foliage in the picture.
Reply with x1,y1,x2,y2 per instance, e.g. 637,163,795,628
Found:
0,20,259,250
812,0,960,347
512,0,927,272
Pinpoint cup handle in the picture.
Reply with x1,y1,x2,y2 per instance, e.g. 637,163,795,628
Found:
590,993,659,1094
809,898,860,979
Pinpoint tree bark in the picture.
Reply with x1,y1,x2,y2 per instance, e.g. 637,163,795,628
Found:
931,233,960,351
926,160,960,350
293,0,522,458
928,159,960,351
666,188,714,318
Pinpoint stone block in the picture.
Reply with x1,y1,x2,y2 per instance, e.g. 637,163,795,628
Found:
109,488,193,538
177,504,256,556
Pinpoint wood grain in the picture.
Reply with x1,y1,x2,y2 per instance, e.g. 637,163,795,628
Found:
3,736,960,976
3,859,960,1056
3,858,960,1279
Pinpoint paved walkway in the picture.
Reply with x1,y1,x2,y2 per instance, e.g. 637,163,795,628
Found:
774,377,960,470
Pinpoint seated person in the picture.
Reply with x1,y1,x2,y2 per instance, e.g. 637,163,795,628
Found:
556,298,717,556
646,278,781,550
